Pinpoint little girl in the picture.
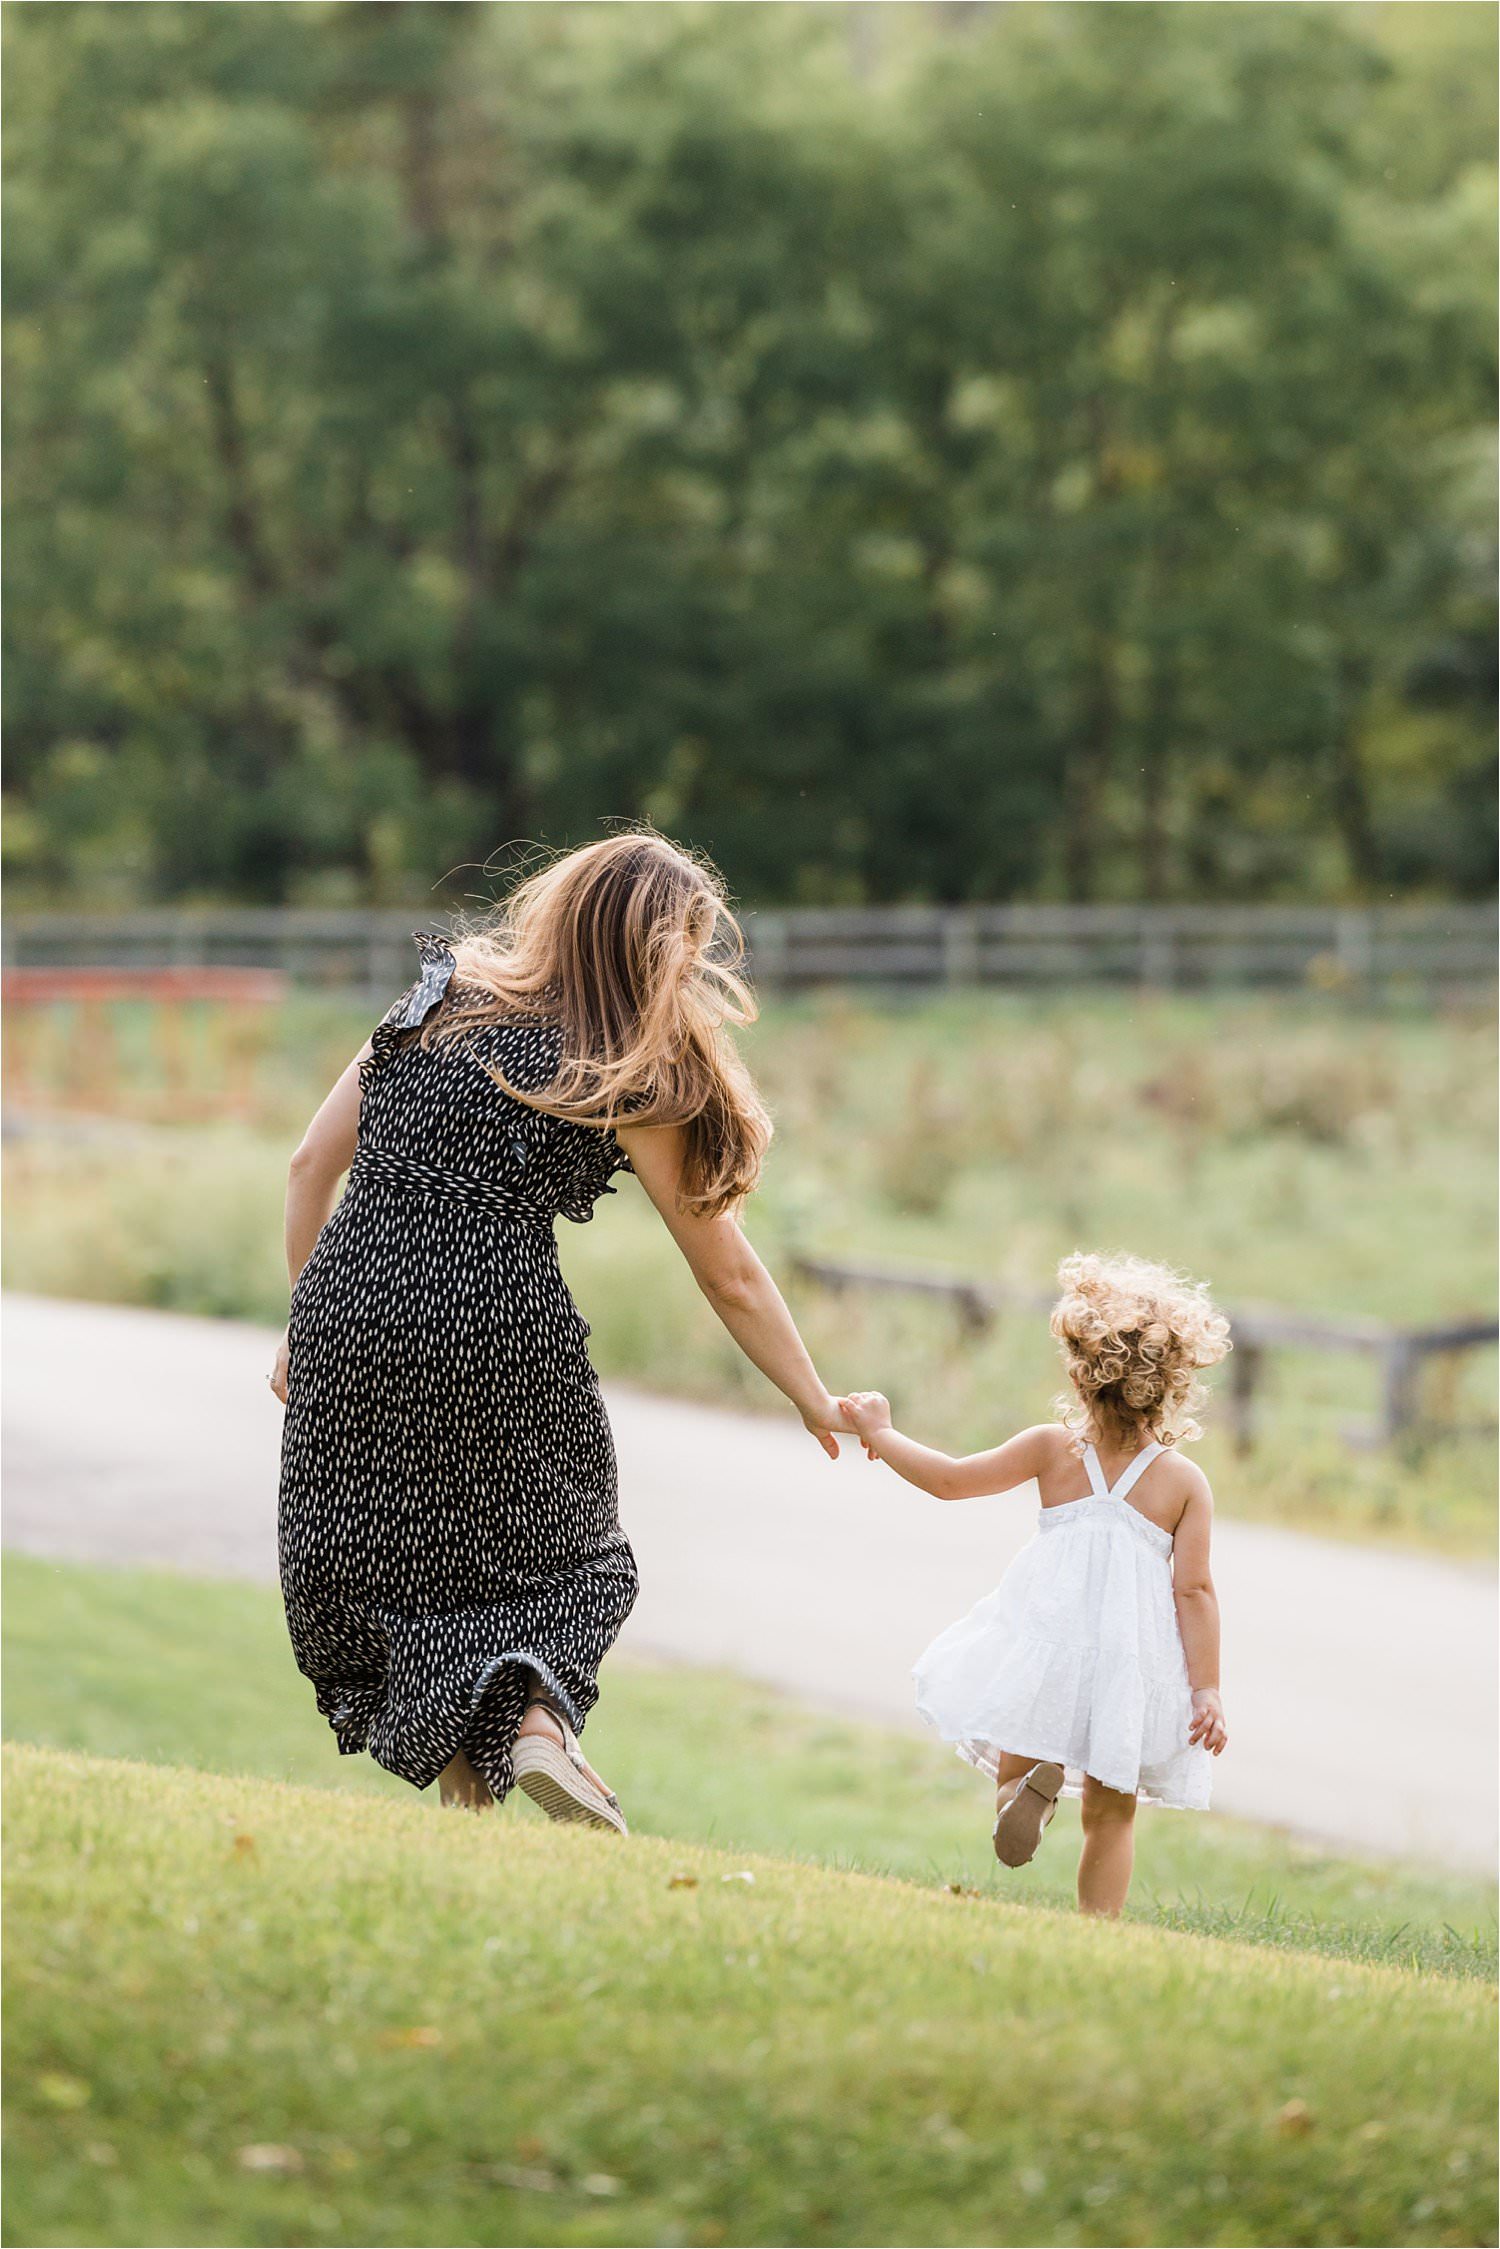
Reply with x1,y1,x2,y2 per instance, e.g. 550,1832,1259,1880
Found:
840,1251,1231,1918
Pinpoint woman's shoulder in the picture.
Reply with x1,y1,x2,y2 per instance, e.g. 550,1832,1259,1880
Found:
451,996,563,1085
447,979,557,1032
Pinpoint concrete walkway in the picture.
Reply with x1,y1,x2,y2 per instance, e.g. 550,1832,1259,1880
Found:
4,1292,1495,1873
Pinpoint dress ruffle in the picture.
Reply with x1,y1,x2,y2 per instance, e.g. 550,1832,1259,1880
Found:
356,932,633,1225
358,931,457,1099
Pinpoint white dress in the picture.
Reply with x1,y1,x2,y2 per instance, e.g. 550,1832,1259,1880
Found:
912,1440,1212,1808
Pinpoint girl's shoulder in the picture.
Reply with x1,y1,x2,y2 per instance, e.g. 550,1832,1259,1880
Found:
1163,1449,1213,1507
1026,1423,1083,1497
1148,1446,1213,1540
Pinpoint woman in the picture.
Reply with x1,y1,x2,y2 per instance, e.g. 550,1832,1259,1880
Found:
271,832,848,1831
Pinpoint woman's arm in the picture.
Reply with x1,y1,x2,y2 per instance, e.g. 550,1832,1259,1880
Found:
840,1391,1054,1501
268,1046,367,1402
1172,1475,1228,1753
286,1049,367,1282
617,1122,849,1458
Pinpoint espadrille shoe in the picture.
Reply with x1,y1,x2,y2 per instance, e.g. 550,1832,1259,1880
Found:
512,1699,628,1836
993,1761,1065,1868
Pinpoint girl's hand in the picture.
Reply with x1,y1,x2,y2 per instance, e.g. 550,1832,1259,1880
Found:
838,1391,892,1459
801,1392,853,1461
1189,1687,1227,1755
268,1329,290,1406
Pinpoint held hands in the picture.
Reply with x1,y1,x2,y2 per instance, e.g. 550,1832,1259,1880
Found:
837,1390,893,1461
801,1392,855,1460
1189,1687,1228,1755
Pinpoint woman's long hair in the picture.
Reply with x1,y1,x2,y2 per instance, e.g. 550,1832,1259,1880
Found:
429,831,771,1217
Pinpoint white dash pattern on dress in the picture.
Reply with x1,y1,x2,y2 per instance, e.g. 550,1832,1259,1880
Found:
278,933,639,1803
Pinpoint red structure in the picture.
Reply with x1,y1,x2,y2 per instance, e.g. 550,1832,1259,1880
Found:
4,966,289,1117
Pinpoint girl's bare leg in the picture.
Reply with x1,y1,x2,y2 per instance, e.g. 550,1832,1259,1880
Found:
1078,1775,1136,1915
438,1750,493,1810
993,1751,1039,1824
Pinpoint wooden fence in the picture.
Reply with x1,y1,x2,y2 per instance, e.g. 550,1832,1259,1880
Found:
790,1255,1497,1454
745,903,1495,993
3,903,1493,997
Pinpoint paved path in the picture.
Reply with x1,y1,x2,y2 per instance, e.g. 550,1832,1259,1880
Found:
4,1293,1495,1873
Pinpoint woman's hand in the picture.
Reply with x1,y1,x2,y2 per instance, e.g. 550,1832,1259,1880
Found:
1189,1686,1228,1755
838,1391,893,1460
268,1329,290,1406
801,1392,853,1461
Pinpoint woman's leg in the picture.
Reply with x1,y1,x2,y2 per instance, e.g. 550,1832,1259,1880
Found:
438,1750,494,1810
516,1682,615,1798
1078,1775,1137,1915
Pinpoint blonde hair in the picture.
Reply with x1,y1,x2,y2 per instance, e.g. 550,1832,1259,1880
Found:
429,830,770,1218
1050,1251,1231,1452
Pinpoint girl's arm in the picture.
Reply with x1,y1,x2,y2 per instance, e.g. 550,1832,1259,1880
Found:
618,1122,850,1458
839,1392,1055,1501
268,1047,367,1401
1172,1476,1228,1753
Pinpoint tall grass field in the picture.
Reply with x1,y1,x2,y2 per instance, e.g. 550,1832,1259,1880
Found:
5,987,1493,1551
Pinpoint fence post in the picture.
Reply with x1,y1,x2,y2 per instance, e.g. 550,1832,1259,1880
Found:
1336,910,1375,987
367,919,386,1000
1139,915,1178,991
1226,1340,1264,1457
1377,1336,1421,1446
942,909,982,986
747,913,789,993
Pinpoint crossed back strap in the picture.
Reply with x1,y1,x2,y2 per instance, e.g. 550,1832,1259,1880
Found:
1081,1439,1165,1504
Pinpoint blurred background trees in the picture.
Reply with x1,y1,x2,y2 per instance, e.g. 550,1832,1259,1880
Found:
4,0,1494,909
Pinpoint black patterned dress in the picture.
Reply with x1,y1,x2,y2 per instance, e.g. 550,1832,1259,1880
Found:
278,933,639,1802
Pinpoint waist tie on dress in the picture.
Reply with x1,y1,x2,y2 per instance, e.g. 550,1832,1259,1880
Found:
350,1142,553,1229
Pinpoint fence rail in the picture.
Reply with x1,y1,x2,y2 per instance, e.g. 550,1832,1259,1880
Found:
3,903,1494,997
790,1255,1498,1453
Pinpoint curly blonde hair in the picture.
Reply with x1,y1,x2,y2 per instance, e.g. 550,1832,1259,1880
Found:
1051,1251,1231,1452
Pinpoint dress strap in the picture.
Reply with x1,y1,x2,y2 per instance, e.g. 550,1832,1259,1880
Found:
1105,1440,1165,1504
1080,1443,1112,1500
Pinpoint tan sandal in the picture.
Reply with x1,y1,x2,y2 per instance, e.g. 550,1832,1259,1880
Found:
993,1761,1065,1867
512,1696,628,1836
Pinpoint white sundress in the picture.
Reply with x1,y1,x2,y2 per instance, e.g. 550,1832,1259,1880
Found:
913,1440,1212,1809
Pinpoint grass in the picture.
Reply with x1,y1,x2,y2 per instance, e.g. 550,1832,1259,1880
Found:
5,1554,1494,1983
6,1743,1496,2249
4,987,1495,1551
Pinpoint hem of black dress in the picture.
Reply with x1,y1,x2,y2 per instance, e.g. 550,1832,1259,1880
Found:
468,1646,586,1738
330,1648,589,1797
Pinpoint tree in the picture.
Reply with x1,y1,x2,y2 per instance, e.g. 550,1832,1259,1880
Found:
3,1,1492,906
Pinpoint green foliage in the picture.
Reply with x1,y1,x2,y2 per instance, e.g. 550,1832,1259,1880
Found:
3,3,1494,907
5,1554,1493,1981
5,1745,1495,2247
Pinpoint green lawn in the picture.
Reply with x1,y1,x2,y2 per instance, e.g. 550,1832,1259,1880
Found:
6,1744,1494,2249
5,988,1494,1552
5,1555,1493,1982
